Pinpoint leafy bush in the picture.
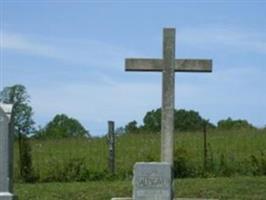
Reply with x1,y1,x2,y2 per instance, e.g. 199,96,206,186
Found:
250,152,266,176
173,147,195,178
19,136,37,182
143,109,161,132
217,117,254,130
125,120,139,134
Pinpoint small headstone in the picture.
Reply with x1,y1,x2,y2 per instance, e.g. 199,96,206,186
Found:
133,162,172,200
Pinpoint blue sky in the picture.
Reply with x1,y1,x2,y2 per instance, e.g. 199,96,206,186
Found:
1,1,265,135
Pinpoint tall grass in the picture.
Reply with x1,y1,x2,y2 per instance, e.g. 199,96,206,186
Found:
14,129,266,182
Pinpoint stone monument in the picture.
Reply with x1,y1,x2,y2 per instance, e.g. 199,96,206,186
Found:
112,28,212,199
0,103,17,200
133,162,172,199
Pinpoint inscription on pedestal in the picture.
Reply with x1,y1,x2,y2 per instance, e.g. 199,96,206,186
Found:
133,162,172,200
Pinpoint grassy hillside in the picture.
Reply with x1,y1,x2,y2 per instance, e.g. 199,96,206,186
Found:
14,129,266,182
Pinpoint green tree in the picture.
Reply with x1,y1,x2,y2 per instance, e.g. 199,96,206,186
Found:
142,108,214,132
143,109,161,132
174,109,207,132
37,114,89,138
125,120,139,133
0,84,35,182
217,117,254,130
0,84,35,136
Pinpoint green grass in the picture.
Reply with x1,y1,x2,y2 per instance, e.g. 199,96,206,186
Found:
15,176,266,200
14,129,266,181
13,129,266,199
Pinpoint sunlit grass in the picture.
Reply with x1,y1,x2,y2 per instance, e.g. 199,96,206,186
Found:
14,129,266,181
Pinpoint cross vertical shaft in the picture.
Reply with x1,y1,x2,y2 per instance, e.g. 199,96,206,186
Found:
161,28,175,165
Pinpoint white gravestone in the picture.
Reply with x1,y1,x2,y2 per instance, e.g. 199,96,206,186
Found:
0,104,17,200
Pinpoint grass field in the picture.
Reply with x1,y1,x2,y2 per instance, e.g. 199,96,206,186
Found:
14,129,266,181
15,176,266,200
13,129,266,199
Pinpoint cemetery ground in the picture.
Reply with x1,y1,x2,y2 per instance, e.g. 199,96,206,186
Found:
14,128,266,199
15,176,266,200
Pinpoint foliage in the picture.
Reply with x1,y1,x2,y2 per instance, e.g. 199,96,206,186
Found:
36,114,90,138
250,151,266,176
124,120,139,133
0,84,35,136
142,108,214,132
173,147,195,178
143,109,161,132
217,117,254,130
19,135,36,182
174,109,212,131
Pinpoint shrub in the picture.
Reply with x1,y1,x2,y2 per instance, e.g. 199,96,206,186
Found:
62,158,89,181
250,152,266,176
217,117,254,130
173,147,195,178
19,137,37,182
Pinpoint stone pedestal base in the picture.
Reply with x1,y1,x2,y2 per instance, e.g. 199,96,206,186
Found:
133,162,172,200
110,162,218,200
0,192,17,200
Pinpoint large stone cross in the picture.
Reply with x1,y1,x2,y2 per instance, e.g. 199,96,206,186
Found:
125,28,212,165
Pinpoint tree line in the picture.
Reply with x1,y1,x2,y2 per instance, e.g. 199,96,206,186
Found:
122,108,256,134
0,84,261,139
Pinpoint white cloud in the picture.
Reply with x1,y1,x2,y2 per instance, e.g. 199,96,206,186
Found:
177,26,266,54
3,26,266,69
1,32,135,70
1,33,55,55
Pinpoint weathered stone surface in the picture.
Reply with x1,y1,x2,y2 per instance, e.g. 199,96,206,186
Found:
0,104,16,200
161,28,175,165
0,193,17,200
0,104,13,120
133,162,172,200
126,59,212,72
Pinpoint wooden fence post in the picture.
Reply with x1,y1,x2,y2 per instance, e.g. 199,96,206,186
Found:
203,120,208,172
108,121,115,174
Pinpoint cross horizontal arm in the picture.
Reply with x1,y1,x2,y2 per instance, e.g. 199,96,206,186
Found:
125,58,212,72
125,59,162,71
175,59,212,72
